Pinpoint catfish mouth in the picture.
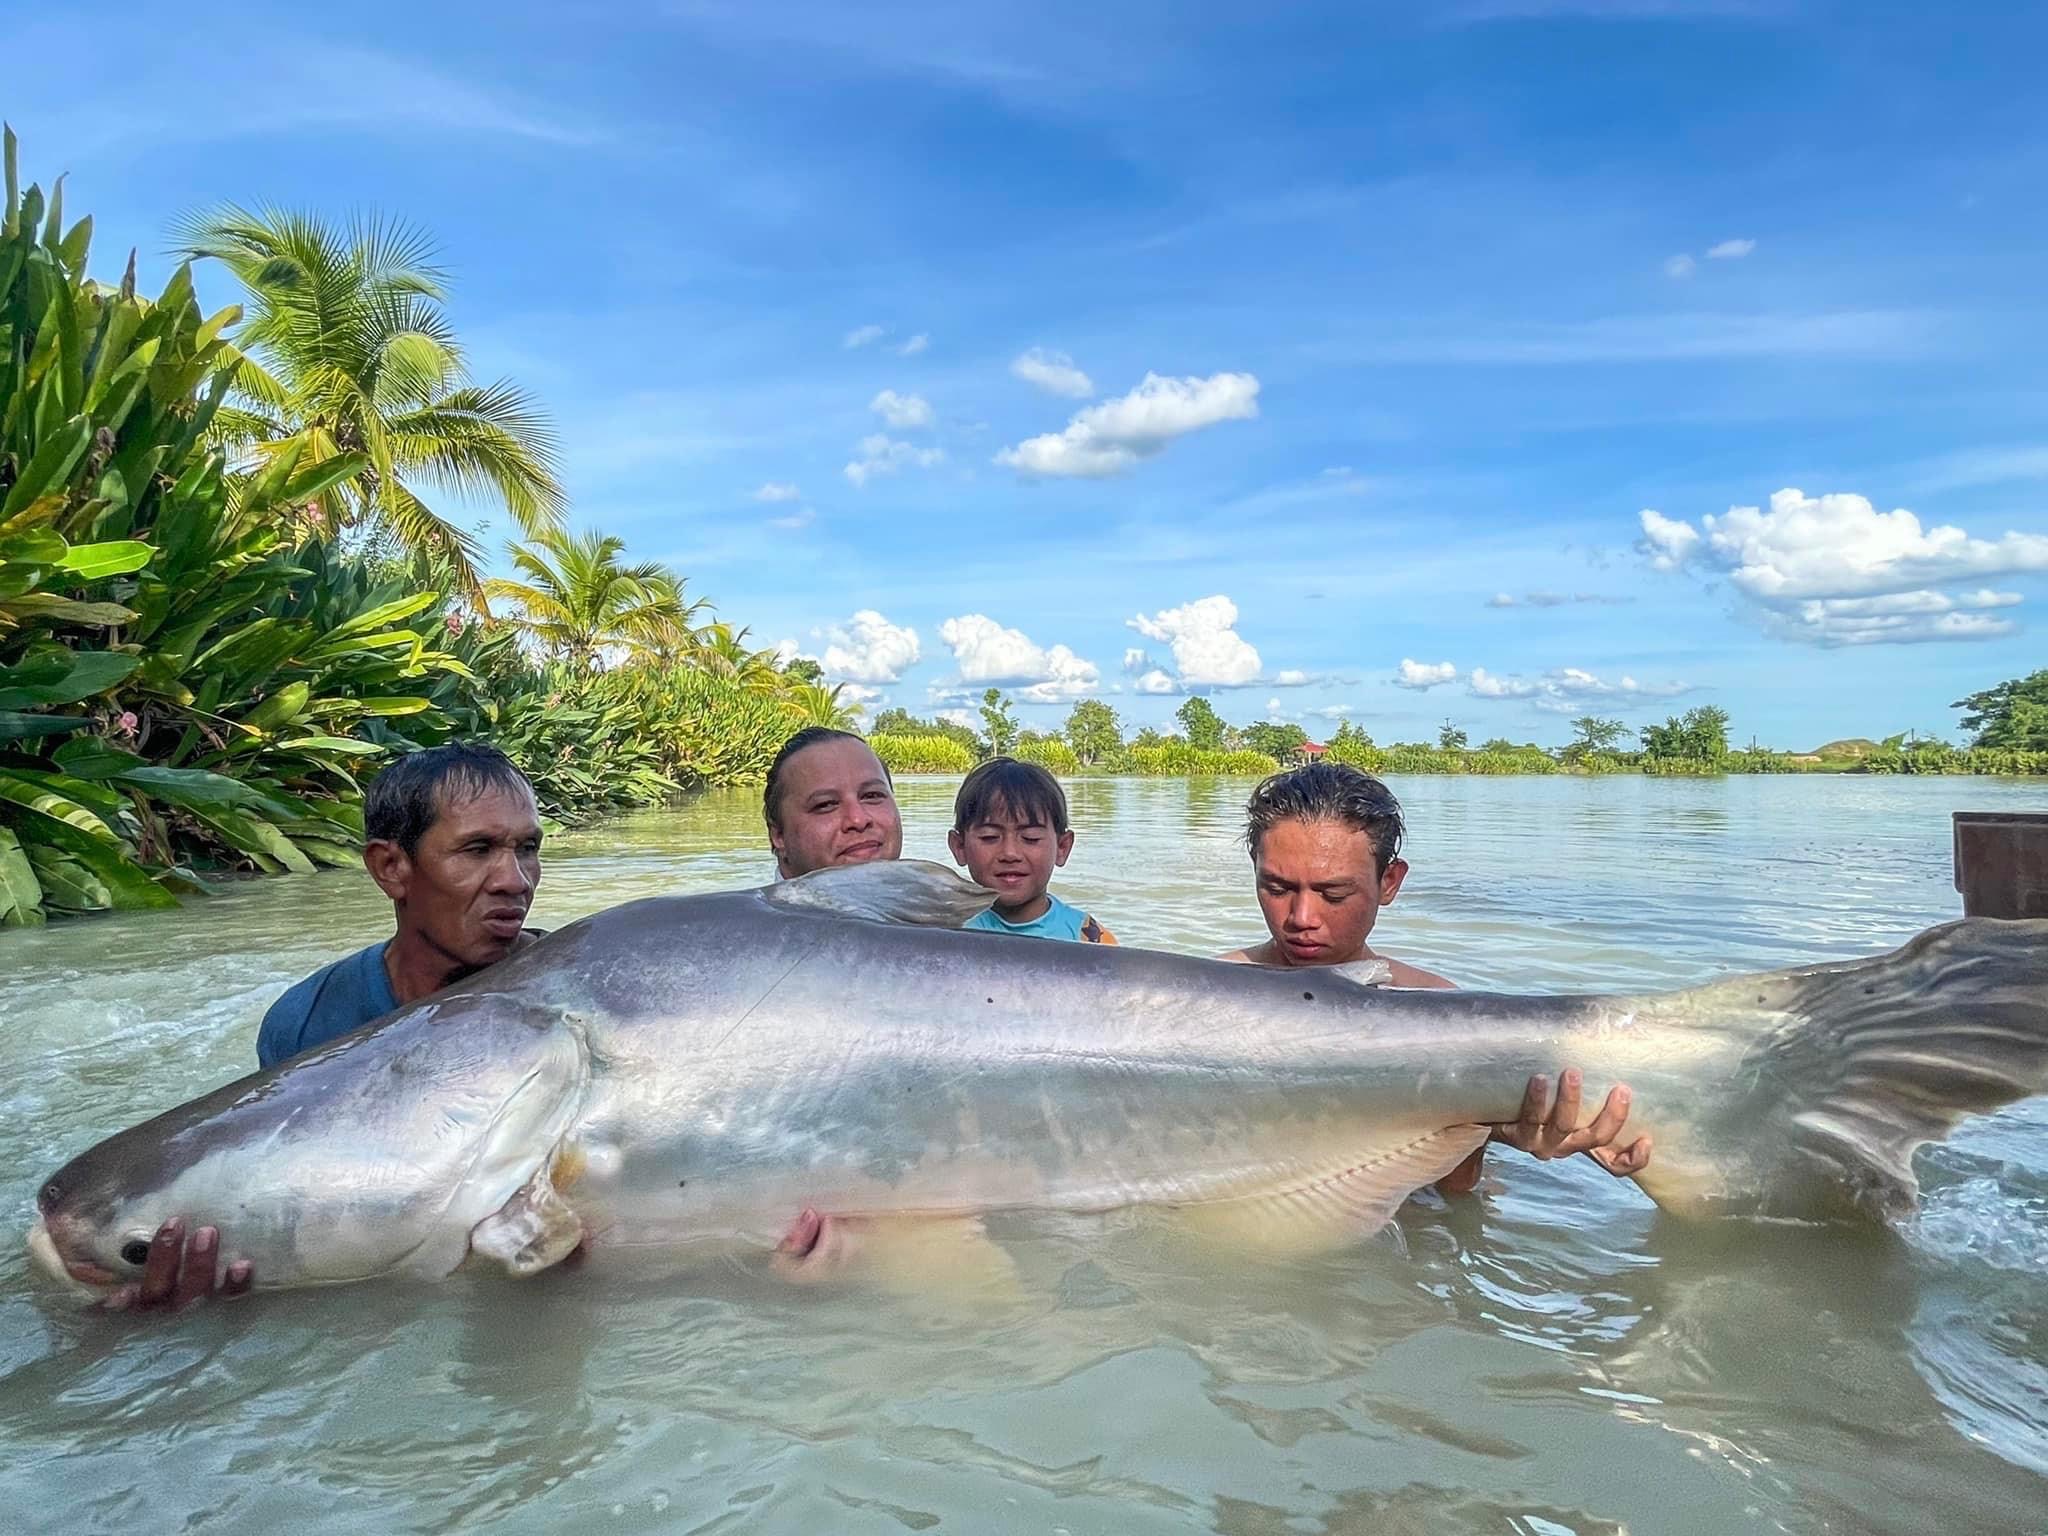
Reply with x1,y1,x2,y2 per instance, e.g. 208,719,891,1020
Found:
26,1216,118,1297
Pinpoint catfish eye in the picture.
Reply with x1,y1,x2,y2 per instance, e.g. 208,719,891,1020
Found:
120,1239,152,1268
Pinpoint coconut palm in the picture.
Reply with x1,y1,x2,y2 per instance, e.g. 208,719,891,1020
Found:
688,621,786,690
782,683,858,729
483,529,705,672
176,207,565,594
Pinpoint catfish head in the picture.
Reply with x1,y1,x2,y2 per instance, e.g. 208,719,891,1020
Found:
29,996,589,1300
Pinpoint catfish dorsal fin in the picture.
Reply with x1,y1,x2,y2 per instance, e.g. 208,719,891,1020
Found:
764,859,995,928
1329,958,1393,989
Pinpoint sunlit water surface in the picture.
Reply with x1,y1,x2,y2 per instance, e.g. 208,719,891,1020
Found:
3,775,2044,1534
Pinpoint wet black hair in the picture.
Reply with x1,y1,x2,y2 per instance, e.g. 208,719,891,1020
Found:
364,742,534,856
763,727,891,831
953,757,1069,835
1242,760,1405,876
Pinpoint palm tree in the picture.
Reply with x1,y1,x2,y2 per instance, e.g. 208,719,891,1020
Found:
782,683,857,729
176,208,565,595
689,621,786,690
483,529,704,672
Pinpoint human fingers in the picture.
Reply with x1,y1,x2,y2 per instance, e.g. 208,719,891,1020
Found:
100,1283,141,1313
137,1218,186,1307
1546,1069,1584,1139
1590,1134,1653,1177
1578,1084,1633,1150
172,1226,218,1308
221,1260,254,1298
777,1208,824,1260
1514,1074,1549,1136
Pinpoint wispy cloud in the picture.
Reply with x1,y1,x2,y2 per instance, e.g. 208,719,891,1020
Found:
1487,591,1632,608
1010,348,1095,399
1707,237,1757,260
843,324,886,349
1347,310,1943,365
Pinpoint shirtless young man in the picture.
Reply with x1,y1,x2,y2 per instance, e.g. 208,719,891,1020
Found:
1218,761,1651,1195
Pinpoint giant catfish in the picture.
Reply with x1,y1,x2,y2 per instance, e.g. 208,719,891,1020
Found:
29,862,2048,1299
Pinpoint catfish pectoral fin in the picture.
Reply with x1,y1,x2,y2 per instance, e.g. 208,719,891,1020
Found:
469,1168,584,1277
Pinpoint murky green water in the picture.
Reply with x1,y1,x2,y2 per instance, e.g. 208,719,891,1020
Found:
3,775,2044,1534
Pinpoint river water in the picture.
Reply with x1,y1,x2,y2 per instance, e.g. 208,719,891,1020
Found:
2,775,2044,1534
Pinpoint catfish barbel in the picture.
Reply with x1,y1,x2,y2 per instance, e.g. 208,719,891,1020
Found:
28,862,2048,1299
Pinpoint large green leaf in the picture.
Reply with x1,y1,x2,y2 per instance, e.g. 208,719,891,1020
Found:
0,415,89,522
26,845,111,913
53,539,152,579
186,804,315,875
114,764,299,821
50,735,145,779
0,798,174,909
0,825,44,925
0,650,139,708
0,710,88,740
238,680,311,732
2,594,139,625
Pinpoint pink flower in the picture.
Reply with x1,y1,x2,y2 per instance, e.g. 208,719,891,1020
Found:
116,711,139,738
444,612,465,636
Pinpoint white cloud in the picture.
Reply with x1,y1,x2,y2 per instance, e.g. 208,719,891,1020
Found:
1265,696,1283,714
845,433,945,486
1393,658,1458,691
936,707,978,730
838,683,884,707
898,333,930,356
773,637,801,665
1272,668,1309,686
1467,667,1535,699
869,389,934,430
1135,669,1178,695
1487,590,1629,608
844,324,885,349
1121,647,1153,674
1126,594,1263,687
1707,238,1757,260
1307,704,1354,721
816,610,921,683
1010,347,1095,399
996,371,1260,478
1638,487,2048,644
1638,509,1703,571
1467,665,1692,712
1664,254,1696,279
767,506,816,530
752,481,801,502
1781,590,2022,645
937,614,1101,702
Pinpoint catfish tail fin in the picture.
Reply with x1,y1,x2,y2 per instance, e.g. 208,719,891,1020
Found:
1656,918,2048,1223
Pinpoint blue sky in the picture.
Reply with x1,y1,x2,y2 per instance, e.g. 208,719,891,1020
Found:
7,0,2047,746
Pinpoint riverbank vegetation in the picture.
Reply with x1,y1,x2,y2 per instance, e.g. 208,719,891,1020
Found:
873,691,2048,784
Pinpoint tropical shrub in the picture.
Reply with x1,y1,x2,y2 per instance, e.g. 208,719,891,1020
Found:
0,134,470,922
1013,734,1081,776
1125,744,1279,777
870,732,976,775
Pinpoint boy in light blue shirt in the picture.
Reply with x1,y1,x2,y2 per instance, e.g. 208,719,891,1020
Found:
948,757,1117,944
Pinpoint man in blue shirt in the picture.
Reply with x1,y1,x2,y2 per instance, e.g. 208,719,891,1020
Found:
115,742,546,1310
256,741,546,1067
